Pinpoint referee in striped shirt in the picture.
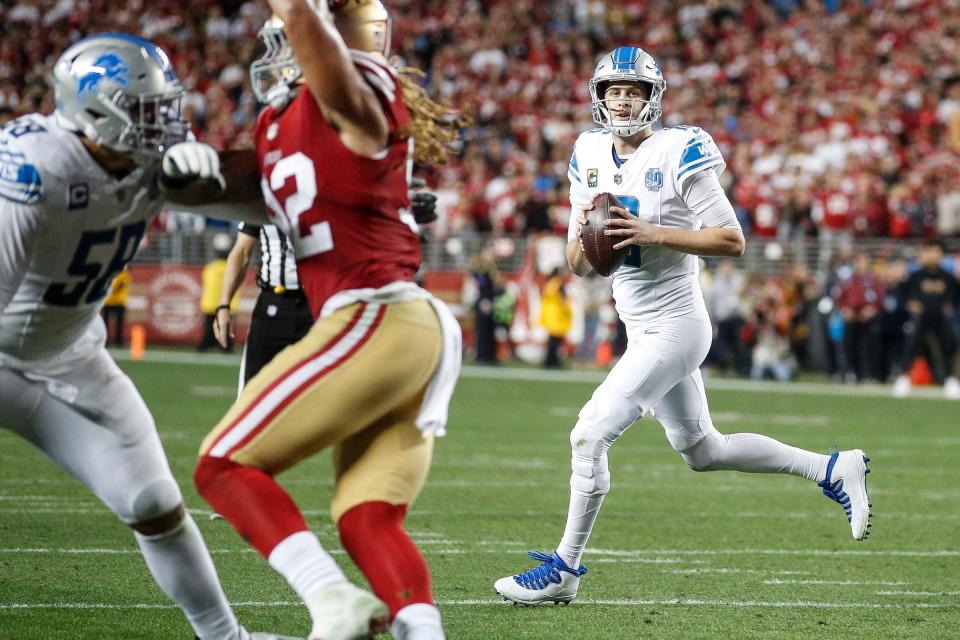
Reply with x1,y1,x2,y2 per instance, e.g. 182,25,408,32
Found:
214,223,313,388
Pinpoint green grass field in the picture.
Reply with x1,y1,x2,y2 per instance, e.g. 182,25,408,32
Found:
1,352,958,639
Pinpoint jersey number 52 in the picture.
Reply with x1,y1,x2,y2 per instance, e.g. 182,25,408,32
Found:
261,152,333,259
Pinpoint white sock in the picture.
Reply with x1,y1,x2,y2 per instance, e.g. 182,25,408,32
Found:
683,431,829,482
556,490,603,569
134,514,240,640
391,603,445,640
267,531,347,603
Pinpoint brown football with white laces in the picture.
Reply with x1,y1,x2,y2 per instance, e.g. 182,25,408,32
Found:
580,192,629,277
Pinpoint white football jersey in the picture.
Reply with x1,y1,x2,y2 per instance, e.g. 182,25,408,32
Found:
0,113,162,366
567,125,725,325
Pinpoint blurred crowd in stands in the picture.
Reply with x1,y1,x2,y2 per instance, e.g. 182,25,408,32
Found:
468,243,959,389
3,0,959,387
699,243,959,389
3,0,960,243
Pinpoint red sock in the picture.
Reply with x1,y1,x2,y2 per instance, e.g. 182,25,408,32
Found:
338,501,433,618
194,455,308,558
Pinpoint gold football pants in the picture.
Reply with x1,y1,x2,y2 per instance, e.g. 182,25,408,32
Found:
200,299,441,521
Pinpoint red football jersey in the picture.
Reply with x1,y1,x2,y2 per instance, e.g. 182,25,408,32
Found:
254,51,420,317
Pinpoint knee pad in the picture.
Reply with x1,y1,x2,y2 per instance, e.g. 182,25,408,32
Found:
569,422,611,497
570,454,610,496
129,476,182,523
680,430,725,472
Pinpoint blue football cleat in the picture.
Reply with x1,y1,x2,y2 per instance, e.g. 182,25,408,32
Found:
819,449,872,541
494,550,587,605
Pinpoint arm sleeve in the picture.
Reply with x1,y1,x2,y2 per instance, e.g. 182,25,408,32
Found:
0,199,43,314
238,221,261,237
680,167,742,232
567,143,592,242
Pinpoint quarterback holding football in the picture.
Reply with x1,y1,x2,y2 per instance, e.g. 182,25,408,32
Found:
494,46,873,606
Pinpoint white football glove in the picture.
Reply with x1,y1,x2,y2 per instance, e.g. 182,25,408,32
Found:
160,142,226,191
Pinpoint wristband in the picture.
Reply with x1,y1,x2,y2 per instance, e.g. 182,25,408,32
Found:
215,304,231,313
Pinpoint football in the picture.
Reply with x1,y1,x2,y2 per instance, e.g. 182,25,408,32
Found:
580,192,629,276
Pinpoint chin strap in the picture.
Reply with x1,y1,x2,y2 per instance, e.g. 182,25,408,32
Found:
265,83,293,110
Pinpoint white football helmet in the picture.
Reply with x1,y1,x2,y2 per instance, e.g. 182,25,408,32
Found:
53,32,186,158
589,46,666,137
250,0,391,107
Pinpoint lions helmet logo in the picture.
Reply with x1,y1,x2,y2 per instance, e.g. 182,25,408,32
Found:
76,52,129,98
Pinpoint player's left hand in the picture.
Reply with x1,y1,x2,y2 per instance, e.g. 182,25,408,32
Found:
160,142,226,191
411,191,438,224
604,205,663,250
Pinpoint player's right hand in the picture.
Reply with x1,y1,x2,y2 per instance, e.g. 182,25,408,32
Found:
213,307,233,349
160,142,226,191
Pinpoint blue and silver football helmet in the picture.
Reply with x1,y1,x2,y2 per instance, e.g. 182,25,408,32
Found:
53,33,186,158
589,46,666,137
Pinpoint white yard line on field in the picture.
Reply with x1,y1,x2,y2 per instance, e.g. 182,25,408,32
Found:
1,545,956,559
876,591,960,596
663,568,812,575
583,558,701,565
190,385,239,397
446,598,959,609
763,579,910,586
0,601,301,610
1,598,958,611
583,548,960,559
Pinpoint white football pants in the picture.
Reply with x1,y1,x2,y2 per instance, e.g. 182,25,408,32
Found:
557,309,825,568
0,348,182,523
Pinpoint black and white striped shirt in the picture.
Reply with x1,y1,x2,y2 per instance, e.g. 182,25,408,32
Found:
238,223,300,291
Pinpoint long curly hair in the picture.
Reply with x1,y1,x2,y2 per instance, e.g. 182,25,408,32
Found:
393,64,472,166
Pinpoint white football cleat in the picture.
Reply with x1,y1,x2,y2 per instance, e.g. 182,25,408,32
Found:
944,377,960,400
494,551,587,605
818,449,873,541
307,583,388,640
391,603,445,640
892,375,911,397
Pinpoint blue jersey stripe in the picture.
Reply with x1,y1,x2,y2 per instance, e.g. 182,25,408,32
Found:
678,156,723,180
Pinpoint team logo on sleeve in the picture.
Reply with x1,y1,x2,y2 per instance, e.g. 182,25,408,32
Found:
645,168,663,191
587,168,598,188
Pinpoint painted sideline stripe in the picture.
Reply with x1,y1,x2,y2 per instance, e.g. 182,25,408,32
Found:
2,598,955,610
109,350,954,401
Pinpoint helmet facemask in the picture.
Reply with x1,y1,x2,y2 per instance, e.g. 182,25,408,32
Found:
589,79,665,137
110,90,186,157
250,17,302,108
249,1,391,107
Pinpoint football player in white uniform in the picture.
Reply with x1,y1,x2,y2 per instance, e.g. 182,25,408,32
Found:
494,46,872,605
0,33,291,640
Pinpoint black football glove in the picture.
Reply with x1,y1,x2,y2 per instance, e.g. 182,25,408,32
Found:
411,191,438,225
